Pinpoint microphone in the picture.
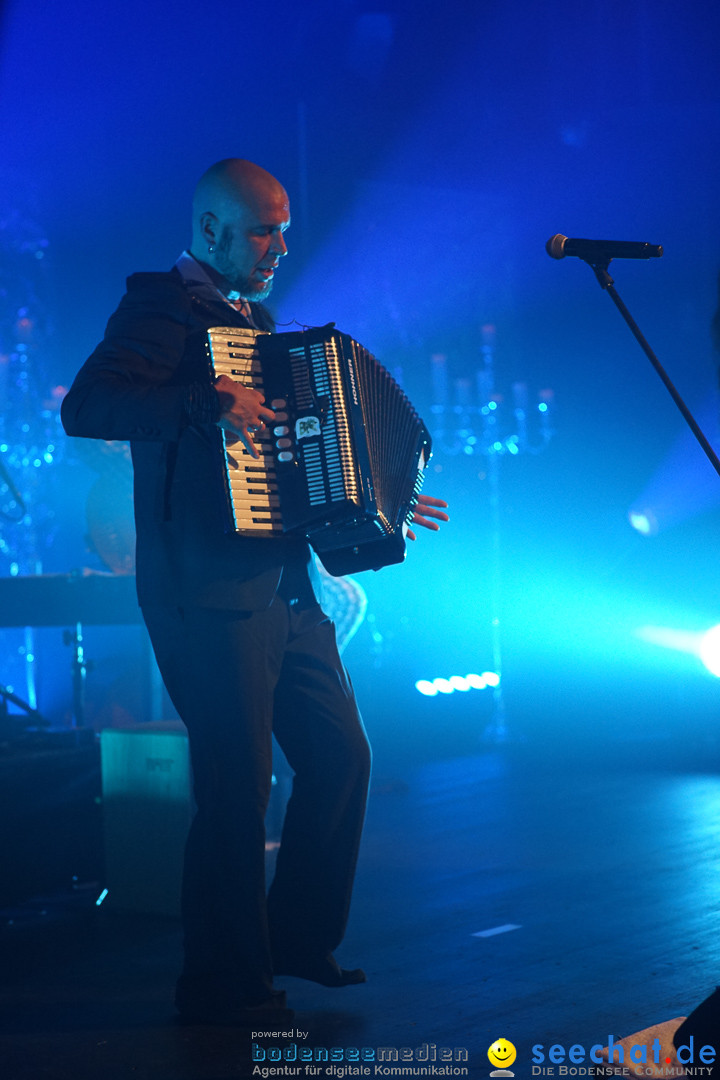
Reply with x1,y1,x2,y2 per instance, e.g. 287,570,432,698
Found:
546,234,663,261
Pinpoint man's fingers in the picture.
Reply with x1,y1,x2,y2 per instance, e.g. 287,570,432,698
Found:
412,514,440,531
415,494,449,523
418,507,449,522
234,427,260,459
412,505,449,525
215,375,275,430
245,435,261,459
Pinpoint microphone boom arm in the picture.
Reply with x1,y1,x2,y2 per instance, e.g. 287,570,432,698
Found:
584,258,720,482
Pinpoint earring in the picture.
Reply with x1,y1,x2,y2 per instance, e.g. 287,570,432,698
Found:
208,244,215,254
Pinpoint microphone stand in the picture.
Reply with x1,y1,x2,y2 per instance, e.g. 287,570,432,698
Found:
584,259,720,480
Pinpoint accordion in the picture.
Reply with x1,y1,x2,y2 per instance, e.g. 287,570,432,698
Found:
207,324,432,576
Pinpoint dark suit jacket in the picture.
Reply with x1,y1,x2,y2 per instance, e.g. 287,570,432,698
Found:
61,270,316,611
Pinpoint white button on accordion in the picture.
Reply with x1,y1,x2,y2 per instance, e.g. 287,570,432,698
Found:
207,323,432,576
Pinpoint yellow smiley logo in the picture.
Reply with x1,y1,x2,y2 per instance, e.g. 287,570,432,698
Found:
488,1038,517,1070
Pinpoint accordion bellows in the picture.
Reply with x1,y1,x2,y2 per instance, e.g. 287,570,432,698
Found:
207,324,432,576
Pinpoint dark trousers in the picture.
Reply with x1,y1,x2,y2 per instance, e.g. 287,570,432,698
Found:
142,596,371,1007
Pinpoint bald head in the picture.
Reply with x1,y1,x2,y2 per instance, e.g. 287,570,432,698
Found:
192,159,288,235
190,158,290,301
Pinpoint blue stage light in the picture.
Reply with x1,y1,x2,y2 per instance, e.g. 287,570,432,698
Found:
699,624,720,677
414,672,501,697
635,623,720,678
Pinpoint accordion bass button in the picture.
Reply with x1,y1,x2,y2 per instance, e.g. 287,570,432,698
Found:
276,438,292,449
273,425,289,436
277,451,294,463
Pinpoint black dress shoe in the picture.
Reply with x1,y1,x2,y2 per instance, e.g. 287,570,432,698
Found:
273,953,366,988
176,988,294,1027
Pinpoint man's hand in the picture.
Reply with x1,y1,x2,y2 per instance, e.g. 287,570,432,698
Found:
407,493,449,542
215,374,275,458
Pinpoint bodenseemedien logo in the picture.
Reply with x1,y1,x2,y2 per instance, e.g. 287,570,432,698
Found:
488,1038,516,1077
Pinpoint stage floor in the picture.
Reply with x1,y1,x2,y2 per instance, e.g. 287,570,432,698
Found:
1,734,719,1079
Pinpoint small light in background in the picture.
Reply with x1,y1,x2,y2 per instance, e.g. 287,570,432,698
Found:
629,509,658,536
415,672,500,697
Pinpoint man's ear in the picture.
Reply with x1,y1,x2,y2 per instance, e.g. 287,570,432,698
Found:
199,211,219,246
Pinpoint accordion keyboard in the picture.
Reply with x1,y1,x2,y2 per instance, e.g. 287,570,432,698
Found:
208,327,285,534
